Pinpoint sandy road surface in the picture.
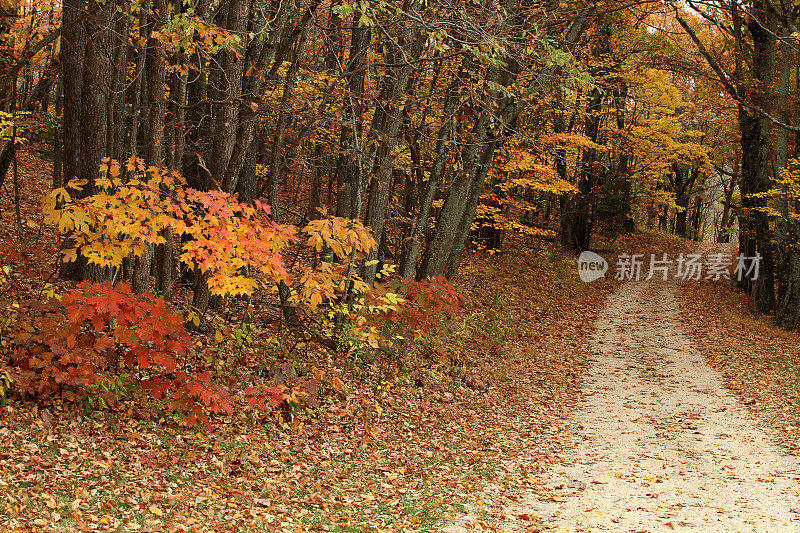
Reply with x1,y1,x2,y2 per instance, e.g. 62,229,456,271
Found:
509,271,800,532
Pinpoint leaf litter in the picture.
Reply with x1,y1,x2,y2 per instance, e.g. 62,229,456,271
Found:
0,146,621,532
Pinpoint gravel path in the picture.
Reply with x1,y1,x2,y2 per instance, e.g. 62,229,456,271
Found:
512,273,800,532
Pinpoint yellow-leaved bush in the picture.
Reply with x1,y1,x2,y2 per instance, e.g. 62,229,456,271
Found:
43,157,295,296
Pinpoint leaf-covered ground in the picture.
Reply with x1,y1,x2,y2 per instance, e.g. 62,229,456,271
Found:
0,242,608,532
0,145,600,532
678,252,800,453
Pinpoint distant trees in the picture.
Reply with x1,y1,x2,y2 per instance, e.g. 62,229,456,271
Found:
3,0,800,330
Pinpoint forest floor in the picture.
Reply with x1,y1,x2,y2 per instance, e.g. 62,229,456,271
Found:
0,231,624,533
8,144,800,532
445,243,800,532
0,145,674,532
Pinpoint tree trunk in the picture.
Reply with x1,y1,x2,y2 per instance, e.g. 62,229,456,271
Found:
60,0,84,186
717,173,737,243
334,22,370,221
675,195,689,238
561,85,603,250
210,0,249,180
560,21,609,251
774,37,794,323
737,7,776,313
400,72,461,279
126,7,147,159
107,0,128,165
776,220,800,330
418,114,492,277
61,0,112,283
363,16,424,284
52,77,63,188
133,0,166,294
419,70,500,279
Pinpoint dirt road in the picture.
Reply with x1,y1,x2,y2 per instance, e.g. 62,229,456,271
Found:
509,272,800,531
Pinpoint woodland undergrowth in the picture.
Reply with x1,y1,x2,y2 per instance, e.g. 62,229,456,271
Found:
0,146,686,532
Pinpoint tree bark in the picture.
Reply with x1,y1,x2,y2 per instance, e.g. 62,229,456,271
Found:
60,0,85,187
334,22,371,221
419,70,497,278
60,0,112,283
561,84,603,250
133,0,167,294
363,11,424,284
560,19,609,250
737,5,777,313
400,71,462,279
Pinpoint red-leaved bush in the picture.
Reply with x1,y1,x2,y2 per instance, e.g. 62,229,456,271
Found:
10,280,233,427
382,276,462,337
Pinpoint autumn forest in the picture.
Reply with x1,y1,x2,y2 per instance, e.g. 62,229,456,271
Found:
3,0,800,530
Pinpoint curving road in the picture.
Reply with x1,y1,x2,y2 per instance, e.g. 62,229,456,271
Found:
513,260,800,532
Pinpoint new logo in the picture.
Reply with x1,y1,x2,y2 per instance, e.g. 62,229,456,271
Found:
578,250,608,282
